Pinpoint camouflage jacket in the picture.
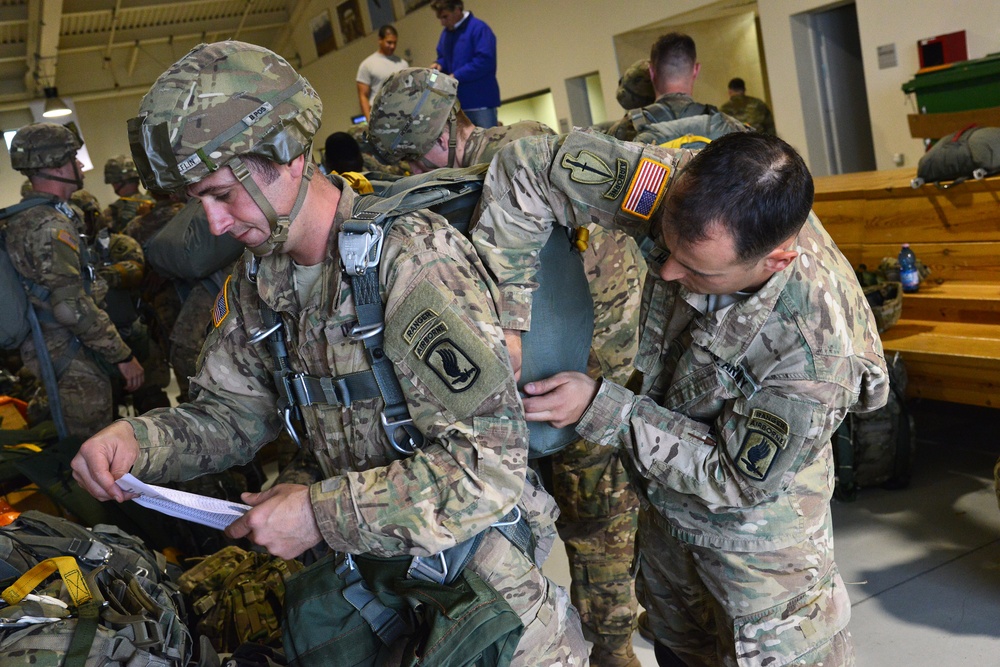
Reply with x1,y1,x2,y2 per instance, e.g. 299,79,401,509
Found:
94,232,145,290
4,190,131,365
105,192,155,233
465,121,644,382
124,199,186,246
471,130,889,550
720,94,776,135
606,92,710,142
463,120,555,166
125,178,550,560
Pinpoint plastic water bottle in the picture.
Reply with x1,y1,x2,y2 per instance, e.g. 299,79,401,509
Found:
899,243,920,293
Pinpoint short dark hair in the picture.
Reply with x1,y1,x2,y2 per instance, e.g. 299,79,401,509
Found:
323,132,364,174
378,24,397,39
649,33,697,80
728,77,746,93
240,154,281,185
430,0,463,13
663,133,814,263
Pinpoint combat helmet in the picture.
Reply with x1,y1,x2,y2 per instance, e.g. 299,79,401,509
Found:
127,40,323,256
616,59,655,110
9,122,81,174
367,68,460,166
104,155,141,184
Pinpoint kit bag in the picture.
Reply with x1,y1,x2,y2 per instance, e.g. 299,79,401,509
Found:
912,124,1000,188
281,552,523,667
833,352,916,501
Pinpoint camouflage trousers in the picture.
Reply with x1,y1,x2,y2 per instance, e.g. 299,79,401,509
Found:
470,528,591,666
24,350,113,440
551,437,639,666
635,506,855,667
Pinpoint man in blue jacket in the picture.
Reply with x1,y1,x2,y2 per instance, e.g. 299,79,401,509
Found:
430,0,500,128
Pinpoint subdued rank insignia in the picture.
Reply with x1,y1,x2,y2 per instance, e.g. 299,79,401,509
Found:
212,275,231,328
621,158,670,220
736,408,790,481
426,339,480,392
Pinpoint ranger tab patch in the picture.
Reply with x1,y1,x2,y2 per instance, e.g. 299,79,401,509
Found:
212,275,231,328
621,158,669,220
426,339,480,392
736,408,790,481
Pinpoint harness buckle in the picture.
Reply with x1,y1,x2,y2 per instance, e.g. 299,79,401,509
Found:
381,411,416,455
349,322,384,340
407,552,449,585
340,223,384,277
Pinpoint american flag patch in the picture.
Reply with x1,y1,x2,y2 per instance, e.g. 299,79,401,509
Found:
621,158,670,220
212,275,231,328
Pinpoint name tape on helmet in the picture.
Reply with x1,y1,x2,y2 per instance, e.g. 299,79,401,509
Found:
244,102,274,127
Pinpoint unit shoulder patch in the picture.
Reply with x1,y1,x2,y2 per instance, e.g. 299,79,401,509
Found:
735,408,790,481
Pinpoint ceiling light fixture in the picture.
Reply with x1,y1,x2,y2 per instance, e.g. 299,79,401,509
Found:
42,86,71,118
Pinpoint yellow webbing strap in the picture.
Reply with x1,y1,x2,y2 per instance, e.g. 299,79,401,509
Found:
2,556,92,607
660,134,714,149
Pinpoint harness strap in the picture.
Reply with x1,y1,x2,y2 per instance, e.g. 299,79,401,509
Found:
339,557,410,645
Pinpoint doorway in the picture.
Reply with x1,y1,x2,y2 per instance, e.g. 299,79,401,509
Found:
792,2,876,176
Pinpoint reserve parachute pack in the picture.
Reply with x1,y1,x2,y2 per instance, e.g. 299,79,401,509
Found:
833,352,915,501
911,124,1000,189
265,165,593,460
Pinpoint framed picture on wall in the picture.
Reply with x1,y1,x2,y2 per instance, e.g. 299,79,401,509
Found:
311,10,337,57
402,0,431,15
367,0,396,30
337,0,365,45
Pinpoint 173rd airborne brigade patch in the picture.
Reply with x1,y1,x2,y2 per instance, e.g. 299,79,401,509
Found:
386,281,507,419
736,408,790,481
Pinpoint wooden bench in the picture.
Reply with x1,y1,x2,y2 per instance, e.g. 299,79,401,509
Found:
812,168,1000,407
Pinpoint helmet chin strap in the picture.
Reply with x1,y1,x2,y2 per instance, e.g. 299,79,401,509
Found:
447,112,458,168
34,161,84,191
230,157,315,257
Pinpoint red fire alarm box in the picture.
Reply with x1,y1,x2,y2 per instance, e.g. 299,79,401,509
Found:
918,30,967,70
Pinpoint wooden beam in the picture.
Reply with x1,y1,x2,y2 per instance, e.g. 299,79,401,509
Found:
908,106,1000,139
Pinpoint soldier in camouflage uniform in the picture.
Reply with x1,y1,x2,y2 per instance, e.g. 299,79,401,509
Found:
469,130,890,666
606,33,711,142
616,59,656,112
720,77,776,135
71,41,588,665
370,66,643,667
345,122,409,176
4,123,144,439
70,189,112,237
103,155,155,233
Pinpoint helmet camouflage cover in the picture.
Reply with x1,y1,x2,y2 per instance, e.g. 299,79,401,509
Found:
128,40,322,192
104,154,141,184
367,67,459,163
616,58,655,110
9,122,81,173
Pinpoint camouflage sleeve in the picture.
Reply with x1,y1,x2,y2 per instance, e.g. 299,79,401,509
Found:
472,129,689,330
577,378,831,508
34,215,132,364
127,272,282,482
310,215,528,558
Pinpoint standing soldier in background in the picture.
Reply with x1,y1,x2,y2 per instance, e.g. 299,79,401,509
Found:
103,155,154,233
371,67,644,667
4,123,143,439
71,40,587,664
607,33,710,142
720,77,776,135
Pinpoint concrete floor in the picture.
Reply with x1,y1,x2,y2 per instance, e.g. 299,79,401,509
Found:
541,399,1000,666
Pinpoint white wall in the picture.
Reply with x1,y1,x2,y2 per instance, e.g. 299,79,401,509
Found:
760,0,1000,171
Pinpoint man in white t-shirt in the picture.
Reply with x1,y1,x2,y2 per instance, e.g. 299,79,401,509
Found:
356,25,408,120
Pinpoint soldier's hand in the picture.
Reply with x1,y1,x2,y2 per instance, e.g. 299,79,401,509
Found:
429,62,442,71
118,356,144,392
503,329,522,381
226,484,323,560
71,420,141,503
522,371,599,428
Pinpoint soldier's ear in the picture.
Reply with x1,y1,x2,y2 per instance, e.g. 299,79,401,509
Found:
762,247,798,274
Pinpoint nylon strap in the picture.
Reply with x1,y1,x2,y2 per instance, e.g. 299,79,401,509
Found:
339,558,409,645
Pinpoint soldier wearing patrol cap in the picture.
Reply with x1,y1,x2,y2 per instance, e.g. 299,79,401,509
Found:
4,122,144,439
469,129,890,666
371,64,645,667
71,41,588,665
103,154,155,233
